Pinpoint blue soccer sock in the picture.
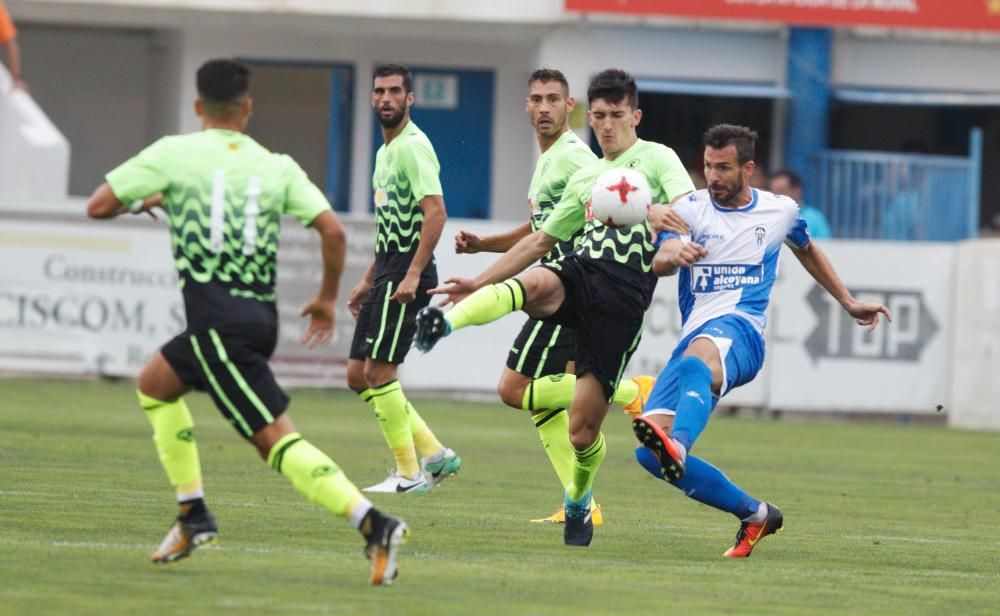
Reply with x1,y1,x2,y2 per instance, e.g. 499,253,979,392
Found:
672,455,760,520
634,446,759,520
670,357,714,451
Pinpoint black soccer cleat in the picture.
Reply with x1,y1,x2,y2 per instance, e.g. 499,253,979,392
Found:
362,509,410,586
414,306,450,352
151,500,218,564
563,492,594,547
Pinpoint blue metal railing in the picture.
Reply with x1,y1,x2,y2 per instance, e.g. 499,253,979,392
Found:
811,129,983,241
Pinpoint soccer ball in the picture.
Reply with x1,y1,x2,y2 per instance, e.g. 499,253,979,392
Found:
589,168,652,228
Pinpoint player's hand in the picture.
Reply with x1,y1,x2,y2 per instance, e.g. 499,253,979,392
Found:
428,277,477,307
390,273,419,304
664,241,708,269
138,193,165,220
455,230,484,254
647,204,689,235
846,299,893,332
346,280,372,319
299,297,335,348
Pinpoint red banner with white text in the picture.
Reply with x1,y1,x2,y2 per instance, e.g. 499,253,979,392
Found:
565,0,1000,32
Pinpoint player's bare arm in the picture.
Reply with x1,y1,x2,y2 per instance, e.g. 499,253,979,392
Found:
86,183,164,220
652,237,708,277
791,240,893,331
455,221,532,254
647,192,693,234
390,194,446,304
431,228,558,307
347,260,376,319
300,210,347,348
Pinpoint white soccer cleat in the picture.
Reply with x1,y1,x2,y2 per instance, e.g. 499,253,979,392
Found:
362,471,431,494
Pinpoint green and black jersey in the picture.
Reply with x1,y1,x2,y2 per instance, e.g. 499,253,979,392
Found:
542,139,694,300
106,129,330,331
371,120,442,282
527,131,597,265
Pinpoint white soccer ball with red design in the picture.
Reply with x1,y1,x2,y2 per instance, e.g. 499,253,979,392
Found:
589,168,652,228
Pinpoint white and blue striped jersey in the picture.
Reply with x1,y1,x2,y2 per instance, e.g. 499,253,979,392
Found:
663,188,811,339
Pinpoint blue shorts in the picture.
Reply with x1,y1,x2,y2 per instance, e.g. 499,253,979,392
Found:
644,315,765,415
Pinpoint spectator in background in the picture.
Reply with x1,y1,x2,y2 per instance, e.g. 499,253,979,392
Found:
750,163,768,189
688,168,707,190
0,1,25,90
769,169,832,239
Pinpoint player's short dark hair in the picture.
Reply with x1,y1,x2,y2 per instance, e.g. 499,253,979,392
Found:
770,168,803,188
587,69,638,109
704,124,758,165
196,59,250,107
529,68,569,94
373,63,413,93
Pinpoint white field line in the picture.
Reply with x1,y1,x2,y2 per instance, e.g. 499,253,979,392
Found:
2,538,998,583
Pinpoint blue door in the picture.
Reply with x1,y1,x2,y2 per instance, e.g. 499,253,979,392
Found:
372,68,494,218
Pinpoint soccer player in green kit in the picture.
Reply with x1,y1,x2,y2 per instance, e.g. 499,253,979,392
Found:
86,59,408,585
416,68,694,547
451,69,653,525
346,63,460,494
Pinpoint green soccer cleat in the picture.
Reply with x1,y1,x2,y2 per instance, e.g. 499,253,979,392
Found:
422,448,461,487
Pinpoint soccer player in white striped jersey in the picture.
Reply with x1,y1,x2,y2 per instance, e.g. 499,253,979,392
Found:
633,124,892,559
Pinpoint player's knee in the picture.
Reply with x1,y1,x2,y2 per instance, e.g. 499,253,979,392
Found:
345,361,367,393
346,372,367,393
497,380,525,409
569,429,598,451
363,363,396,388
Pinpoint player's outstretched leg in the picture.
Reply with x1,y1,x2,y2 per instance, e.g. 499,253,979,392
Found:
138,389,217,564
415,280,527,352
634,446,782,558
265,430,410,584
724,503,783,558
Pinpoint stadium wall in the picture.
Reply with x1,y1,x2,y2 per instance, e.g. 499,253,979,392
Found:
1,206,996,426
8,2,1000,221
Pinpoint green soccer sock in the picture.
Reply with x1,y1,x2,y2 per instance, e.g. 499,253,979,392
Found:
522,374,574,411
567,433,607,502
531,408,575,489
521,374,639,410
268,432,366,518
369,381,421,477
408,401,444,459
613,378,639,407
137,391,203,502
446,279,525,332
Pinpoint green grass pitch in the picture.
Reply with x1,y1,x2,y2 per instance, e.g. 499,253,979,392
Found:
2,378,998,614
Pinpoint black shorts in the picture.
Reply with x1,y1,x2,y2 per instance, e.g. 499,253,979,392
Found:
506,317,576,378
543,257,647,401
161,325,289,440
349,276,434,364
